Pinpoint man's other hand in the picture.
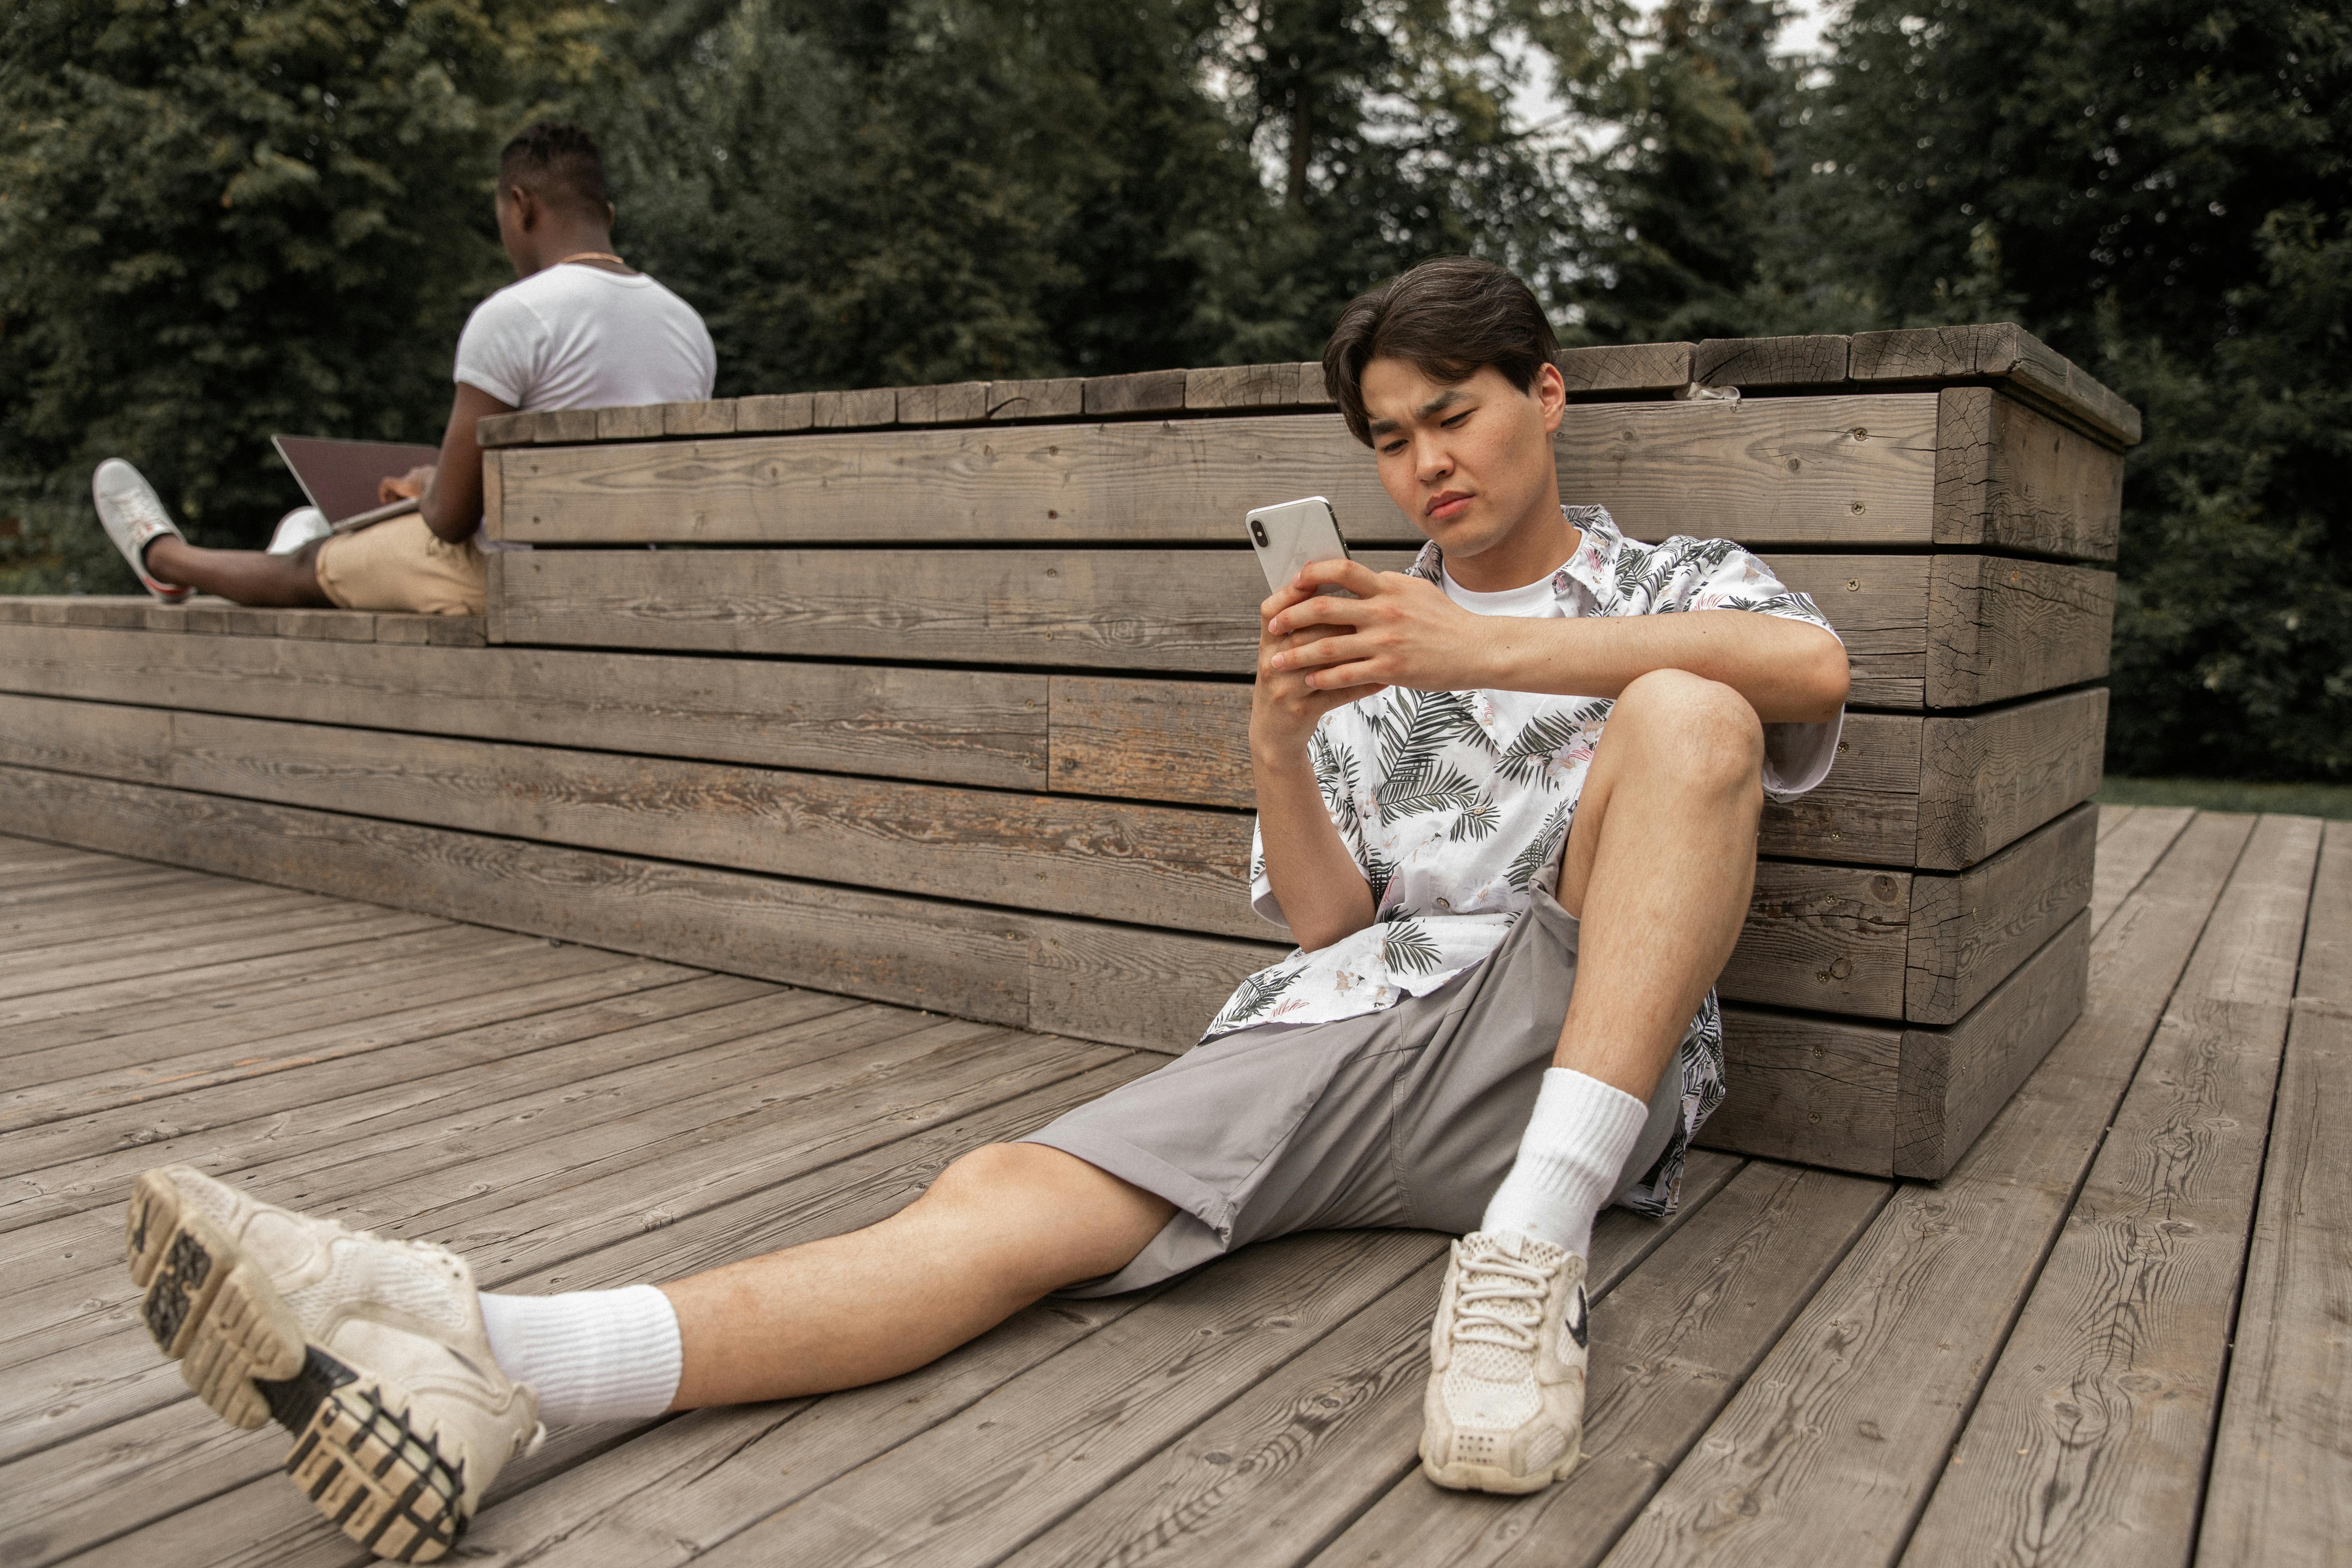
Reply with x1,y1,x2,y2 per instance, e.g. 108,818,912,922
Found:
1265,559,1499,694
380,465,438,504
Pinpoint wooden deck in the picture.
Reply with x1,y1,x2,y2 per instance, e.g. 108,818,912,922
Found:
2,804,2342,1568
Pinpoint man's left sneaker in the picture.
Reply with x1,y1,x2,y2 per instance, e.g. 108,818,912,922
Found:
91,458,192,602
1419,1229,1589,1493
125,1166,541,1562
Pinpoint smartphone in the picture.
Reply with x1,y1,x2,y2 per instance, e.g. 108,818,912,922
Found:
1246,496,1356,597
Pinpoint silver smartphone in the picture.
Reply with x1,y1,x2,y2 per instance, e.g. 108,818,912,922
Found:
1246,496,1356,597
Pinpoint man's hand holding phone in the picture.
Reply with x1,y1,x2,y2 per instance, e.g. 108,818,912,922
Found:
1249,576,1389,764
1265,559,1499,696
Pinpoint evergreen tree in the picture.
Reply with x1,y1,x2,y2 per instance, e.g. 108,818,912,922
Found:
1778,0,2352,779
0,0,617,591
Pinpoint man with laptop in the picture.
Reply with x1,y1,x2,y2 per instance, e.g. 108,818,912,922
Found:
91,121,714,615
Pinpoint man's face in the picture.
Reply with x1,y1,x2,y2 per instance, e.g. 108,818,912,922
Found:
1361,357,1564,562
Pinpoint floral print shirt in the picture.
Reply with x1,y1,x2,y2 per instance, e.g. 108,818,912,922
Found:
1202,509,1846,1215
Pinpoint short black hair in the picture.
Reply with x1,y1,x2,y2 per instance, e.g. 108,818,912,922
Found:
498,120,608,214
1322,258,1559,445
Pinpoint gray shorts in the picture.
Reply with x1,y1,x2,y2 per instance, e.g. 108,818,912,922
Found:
1024,890,1688,1297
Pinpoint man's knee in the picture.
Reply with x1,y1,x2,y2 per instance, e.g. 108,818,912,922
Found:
1612,669,1765,789
925,1142,1060,1207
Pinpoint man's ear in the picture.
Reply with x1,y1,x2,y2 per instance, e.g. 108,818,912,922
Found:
508,185,539,231
1533,361,1566,434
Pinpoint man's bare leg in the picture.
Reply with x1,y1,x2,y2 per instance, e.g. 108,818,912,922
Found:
1552,667,1764,1095
145,535,334,607
659,1142,1174,1407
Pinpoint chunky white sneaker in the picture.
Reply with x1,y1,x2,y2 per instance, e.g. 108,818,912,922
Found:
267,505,332,555
1420,1230,1589,1493
126,1167,541,1562
91,458,192,602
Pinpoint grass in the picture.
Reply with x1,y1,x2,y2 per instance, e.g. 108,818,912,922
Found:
2098,777,2352,820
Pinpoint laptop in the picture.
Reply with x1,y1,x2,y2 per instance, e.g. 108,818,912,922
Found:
272,436,443,535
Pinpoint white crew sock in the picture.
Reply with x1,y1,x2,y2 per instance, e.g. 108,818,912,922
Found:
478,1284,683,1426
1480,1068,1649,1258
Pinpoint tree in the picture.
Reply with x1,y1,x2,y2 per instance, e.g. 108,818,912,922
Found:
1771,0,2352,779
0,0,617,591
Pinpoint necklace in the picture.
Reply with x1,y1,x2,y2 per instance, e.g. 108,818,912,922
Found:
555,251,629,269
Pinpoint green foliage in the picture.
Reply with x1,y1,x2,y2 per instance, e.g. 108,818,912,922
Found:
1767,0,2352,779
0,0,617,589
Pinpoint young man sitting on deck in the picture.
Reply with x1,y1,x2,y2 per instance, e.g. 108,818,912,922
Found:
89,120,714,617
120,258,1849,1562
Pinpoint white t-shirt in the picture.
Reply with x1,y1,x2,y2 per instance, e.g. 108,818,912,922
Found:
1439,558,1841,800
453,265,715,412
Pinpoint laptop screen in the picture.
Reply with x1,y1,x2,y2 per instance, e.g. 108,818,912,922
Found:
272,436,443,525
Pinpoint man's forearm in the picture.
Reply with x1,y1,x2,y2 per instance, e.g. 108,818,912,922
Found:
1475,610,1847,722
1252,748,1376,953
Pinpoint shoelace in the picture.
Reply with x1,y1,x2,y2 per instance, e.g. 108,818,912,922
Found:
1450,1250,1556,1352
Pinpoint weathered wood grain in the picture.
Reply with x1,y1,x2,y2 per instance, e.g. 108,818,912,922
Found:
0,622,1054,791
1186,362,1302,409
736,391,815,432
1084,366,1189,415
1850,321,2142,447
1903,814,2321,1566
1933,388,2125,561
811,386,897,429
596,403,665,441
1906,803,2096,1024
2196,819,2352,1568
1554,393,1938,547
1917,687,2107,870
664,399,738,437
1692,335,1850,388
986,377,1085,421
895,381,987,424
1602,810,2256,1567
1723,861,1913,1018
488,414,1412,546
1313,1163,1889,1568
1894,907,2092,1178
1926,554,2114,708
1556,341,1694,394
2091,806,2193,932
0,766,1270,1050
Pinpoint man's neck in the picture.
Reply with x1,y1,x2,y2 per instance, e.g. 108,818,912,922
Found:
518,229,624,278
1441,506,1580,594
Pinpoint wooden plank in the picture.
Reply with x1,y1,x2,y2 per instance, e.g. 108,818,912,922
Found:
0,899,438,1006
1,695,1976,1020
596,403,666,441
1599,810,2264,1568
1933,388,2125,560
663,399,738,437
1,947,686,1135
2091,804,2194,932
0,973,777,1221
1554,394,1939,548
1904,814,2321,1566
2196,818,2352,1568
0,695,1264,940
1917,686,2107,870
1186,362,1301,409
1925,554,2114,709
1557,341,1694,394
735,391,814,433
1084,367,1188,415
895,382,988,425
0,622,1054,791
477,410,531,448
92,1061,1164,1568
986,377,1085,421
1893,906,2092,1178
0,1021,1126,1543
1692,334,1850,387
0,766,1266,1051
810,386,896,429
488,414,1411,547
1311,1164,1889,1568
533,408,598,444
1850,321,2142,447
1769,553,1933,709
1905,803,2096,1024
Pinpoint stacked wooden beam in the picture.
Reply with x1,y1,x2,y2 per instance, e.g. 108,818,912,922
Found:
0,321,2130,1179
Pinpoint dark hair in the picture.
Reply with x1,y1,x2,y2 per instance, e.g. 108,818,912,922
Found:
498,120,609,214
1321,257,1559,445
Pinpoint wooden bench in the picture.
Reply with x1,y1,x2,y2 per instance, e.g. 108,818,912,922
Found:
0,322,2132,1180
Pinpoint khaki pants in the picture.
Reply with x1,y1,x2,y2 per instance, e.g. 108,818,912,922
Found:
313,513,486,615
